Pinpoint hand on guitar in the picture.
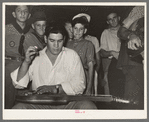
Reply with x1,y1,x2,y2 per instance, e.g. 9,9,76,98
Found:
21,86,57,96
127,34,142,50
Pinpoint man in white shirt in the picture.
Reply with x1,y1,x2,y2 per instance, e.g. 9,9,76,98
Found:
100,12,125,98
11,25,97,109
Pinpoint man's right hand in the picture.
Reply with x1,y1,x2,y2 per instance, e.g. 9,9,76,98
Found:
110,51,119,59
127,34,142,50
24,46,38,64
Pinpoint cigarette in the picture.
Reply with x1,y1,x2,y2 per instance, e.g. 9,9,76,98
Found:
34,46,38,49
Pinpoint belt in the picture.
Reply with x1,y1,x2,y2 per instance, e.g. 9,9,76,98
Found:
5,56,24,62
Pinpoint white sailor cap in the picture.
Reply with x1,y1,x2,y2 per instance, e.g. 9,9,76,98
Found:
72,13,91,23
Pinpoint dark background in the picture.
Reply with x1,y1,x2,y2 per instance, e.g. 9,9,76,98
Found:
5,5,134,41
5,5,135,109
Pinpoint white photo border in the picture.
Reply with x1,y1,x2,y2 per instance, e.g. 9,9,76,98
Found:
2,2,147,120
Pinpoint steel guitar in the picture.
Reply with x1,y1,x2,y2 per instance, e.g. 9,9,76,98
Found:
16,93,136,105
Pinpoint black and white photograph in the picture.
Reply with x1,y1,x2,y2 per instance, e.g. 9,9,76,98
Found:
2,2,147,120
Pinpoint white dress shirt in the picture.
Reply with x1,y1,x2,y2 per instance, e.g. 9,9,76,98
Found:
11,47,86,95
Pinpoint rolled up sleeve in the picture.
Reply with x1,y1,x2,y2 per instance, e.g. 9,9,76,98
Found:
86,42,95,65
61,52,86,95
123,6,144,29
100,31,108,51
10,67,30,89
94,37,100,53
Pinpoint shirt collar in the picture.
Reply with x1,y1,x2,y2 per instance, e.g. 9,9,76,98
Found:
40,46,65,56
12,21,30,34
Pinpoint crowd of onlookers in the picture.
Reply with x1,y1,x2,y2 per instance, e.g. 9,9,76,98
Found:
5,5,144,109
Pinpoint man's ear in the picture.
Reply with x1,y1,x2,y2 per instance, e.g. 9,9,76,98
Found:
84,28,87,34
12,12,16,18
28,14,31,19
107,21,109,25
44,35,47,43
63,36,66,42
31,24,35,29
118,16,121,21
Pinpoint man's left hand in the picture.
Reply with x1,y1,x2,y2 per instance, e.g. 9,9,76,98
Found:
36,85,57,94
111,51,119,59
128,34,142,50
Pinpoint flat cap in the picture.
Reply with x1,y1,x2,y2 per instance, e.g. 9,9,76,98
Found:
31,11,47,23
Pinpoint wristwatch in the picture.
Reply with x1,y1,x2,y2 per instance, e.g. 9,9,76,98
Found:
55,84,60,94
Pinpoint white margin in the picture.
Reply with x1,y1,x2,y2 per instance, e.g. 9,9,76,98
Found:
2,2,147,120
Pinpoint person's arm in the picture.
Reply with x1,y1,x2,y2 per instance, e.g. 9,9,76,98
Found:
11,46,38,89
17,46,37,81
85,61,94,95
118,6,144,50
85,42,95,95
93,37,101,72
117,26,133,41
118,26,142,50
59,51,86,95
100,49,113,58
95,51,100,72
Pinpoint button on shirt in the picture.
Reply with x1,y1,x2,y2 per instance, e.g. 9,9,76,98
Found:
11,47,86,95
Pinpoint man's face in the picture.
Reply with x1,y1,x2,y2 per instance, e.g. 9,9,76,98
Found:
32,21,46,36
65,22,73,39
73,23,87,40
13,5,30,23
107,13,120,28
45,33,64,56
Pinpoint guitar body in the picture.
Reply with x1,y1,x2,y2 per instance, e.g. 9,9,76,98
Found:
127,17,144,58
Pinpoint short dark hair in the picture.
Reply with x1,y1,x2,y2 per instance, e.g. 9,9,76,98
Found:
72,17,89,29
106,12,118,20
45,25,67,39
12,5,31,12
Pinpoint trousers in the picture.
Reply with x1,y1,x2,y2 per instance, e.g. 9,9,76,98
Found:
5,59,22,109
12,101,97,109
122,61,144,109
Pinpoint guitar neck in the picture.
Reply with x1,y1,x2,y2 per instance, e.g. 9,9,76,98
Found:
16,94,131,105
67,95,113,102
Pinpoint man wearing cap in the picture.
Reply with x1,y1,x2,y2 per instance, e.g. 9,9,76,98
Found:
29,11,47,47
72,13,100,95
100,12,125,98
22,11,47,52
